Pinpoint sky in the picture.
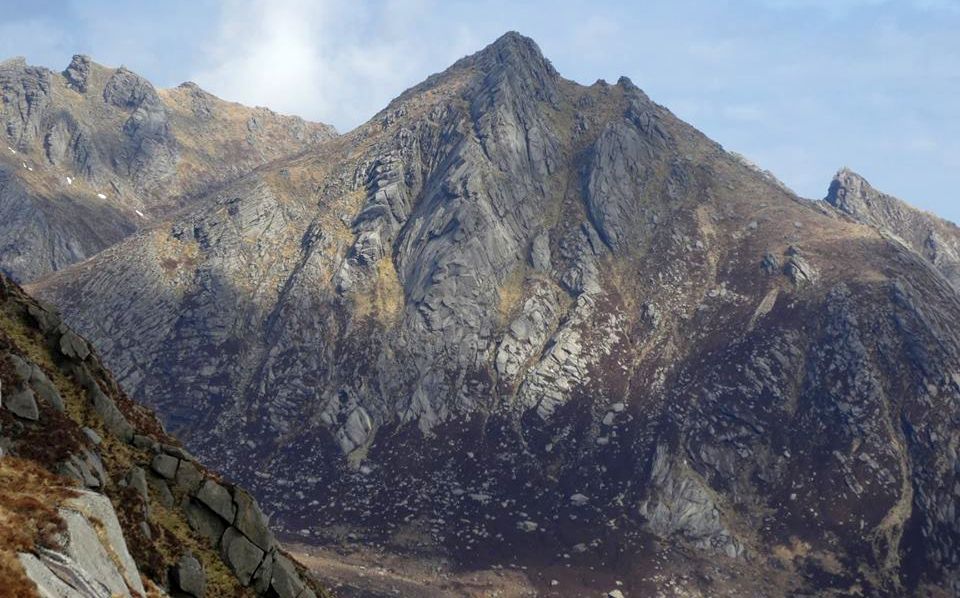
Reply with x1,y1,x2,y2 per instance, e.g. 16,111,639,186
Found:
2,0,958,222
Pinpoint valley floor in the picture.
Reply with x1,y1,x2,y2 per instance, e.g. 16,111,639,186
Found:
287,534,794,597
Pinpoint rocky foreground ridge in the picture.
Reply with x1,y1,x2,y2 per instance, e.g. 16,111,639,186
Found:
0,54,335,282
27,32,960,595
0,273,327,597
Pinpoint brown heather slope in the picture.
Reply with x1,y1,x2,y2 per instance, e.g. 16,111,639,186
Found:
30,32,960,596
0,54,336,282
0,274,329,597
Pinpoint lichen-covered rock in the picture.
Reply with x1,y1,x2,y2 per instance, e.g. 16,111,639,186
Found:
196,479,236,522
29,364,64,412
18,549,110,598
4,385,38,420
270,554,307,598
59,490,146,597
171,553,206,598
58,329,90,361
220,527,264,586
174,460,203,493
233,488,275,551
184,499,227,546
151,453,179,479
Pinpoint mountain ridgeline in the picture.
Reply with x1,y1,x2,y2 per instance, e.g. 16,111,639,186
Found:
7,32,960,595
0,54,334,282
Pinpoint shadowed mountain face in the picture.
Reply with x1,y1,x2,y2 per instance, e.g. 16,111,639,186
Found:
29,33,960,595
0,55,335,282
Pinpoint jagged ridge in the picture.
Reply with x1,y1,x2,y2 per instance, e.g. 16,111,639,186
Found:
0,54,336,282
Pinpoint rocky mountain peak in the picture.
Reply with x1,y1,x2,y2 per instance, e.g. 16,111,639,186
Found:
476,31,555,73
63,53,94,92
825,166,878,221
825,166,960,289
425,30,561,106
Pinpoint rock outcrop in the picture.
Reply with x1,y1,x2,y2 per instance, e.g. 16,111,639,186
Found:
0,274,327,596
0,55,336,282
826,167,960,289
29,33,960,595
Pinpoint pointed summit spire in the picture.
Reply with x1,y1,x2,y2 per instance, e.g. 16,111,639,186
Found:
473,31,556,78
64,54,93,92
825,167,881,223
459,31,560,107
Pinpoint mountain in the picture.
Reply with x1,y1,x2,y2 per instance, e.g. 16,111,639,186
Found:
0,55,335,282
826,167,960,290
28,32,960,595
0,273,327,596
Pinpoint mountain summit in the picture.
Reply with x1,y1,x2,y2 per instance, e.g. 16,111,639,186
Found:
24,33,960,595
826,167,960,289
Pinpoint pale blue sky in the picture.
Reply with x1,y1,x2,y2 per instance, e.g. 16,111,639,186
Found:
2,0,958,222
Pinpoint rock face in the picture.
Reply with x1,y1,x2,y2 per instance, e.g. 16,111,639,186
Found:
0,274,327,596
826,167,960,289
0,55,336,282
29,33,960,595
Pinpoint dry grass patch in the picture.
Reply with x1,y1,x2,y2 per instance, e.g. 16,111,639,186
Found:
0,457,79,598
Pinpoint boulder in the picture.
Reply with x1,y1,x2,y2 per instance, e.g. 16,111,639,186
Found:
82,427,102,445
151,453,179,479
58,328,90,361
517,520,538,532
171,553,206,597
196,479,236,522
60,490,145,596
4,385,39,420
784,256,819,286
175,461,204,494
30,364,65,412
8,353,32,380
148,476,175,508
233,487,274,550
26,302,61,333
220,527,265,586
270,554,306,598
530,232,552,271
72,365,133,442
161,443,194,461
18,549,108,597
251,548,275,594
761,252,780,275
132,434,160,452
185,499,227,546
127,466,149,504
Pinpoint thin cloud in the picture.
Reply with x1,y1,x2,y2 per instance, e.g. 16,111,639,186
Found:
190,0,477,131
